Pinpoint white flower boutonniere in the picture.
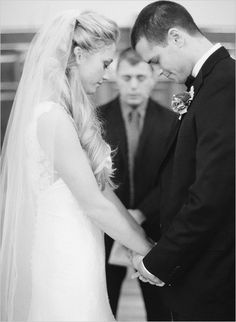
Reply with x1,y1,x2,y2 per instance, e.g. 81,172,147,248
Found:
171,86,194,120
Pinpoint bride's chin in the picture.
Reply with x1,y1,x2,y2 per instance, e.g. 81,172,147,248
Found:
85,86,97,95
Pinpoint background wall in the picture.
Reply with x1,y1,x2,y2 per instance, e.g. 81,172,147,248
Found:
1,0,236,145
1,0,236,30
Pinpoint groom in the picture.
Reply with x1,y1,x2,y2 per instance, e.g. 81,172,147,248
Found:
130,1,235,321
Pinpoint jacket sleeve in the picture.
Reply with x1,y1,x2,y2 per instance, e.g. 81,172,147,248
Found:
138,183,161,220
138,184,162,241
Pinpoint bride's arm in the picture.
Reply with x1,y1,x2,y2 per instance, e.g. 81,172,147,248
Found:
101,184,152,254
37,108,152,256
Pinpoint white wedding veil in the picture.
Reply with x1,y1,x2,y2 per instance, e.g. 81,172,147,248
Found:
0,10,119,321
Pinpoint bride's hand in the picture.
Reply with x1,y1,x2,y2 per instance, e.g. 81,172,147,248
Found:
128,238,156,264
131,251,143,271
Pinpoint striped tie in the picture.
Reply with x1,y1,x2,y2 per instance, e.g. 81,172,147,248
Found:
127,109,140,207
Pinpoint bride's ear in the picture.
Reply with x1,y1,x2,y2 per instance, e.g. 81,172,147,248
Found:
74,46,83,64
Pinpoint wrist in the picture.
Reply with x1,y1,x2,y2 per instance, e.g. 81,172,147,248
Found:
143,240,153,256
129,209,145,224
140,260,165,286
140,260,155,279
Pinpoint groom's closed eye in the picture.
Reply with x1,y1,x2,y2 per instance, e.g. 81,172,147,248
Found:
148,57,159,66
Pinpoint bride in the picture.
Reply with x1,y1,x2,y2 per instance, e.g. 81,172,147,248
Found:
0,10,153,322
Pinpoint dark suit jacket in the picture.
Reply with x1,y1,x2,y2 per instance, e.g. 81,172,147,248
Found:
143,47,235,319
99,97,178,241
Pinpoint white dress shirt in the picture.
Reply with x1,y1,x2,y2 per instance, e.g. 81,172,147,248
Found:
192,43,222,77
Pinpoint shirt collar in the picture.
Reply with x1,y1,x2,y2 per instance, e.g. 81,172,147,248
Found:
192,43,222,77
120,98,148,121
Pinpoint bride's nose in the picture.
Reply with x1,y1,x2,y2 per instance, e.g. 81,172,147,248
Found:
102,69,110,81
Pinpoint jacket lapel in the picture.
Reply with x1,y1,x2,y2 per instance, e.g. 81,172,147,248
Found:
137,99,181,169
161,115,182,164
111,97,128,161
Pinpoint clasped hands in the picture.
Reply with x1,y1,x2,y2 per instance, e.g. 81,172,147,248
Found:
129,251,165,287
127,209,165,287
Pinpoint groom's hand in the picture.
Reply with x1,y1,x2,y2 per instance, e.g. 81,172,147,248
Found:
131,253,165,287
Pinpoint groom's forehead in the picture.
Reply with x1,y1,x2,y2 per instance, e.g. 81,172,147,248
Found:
135,37,156,62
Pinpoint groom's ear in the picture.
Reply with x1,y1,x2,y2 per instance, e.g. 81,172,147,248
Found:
74,46,84,64
167,28,185,48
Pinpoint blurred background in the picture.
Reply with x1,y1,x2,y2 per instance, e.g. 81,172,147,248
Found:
0,1,235,320
1,0,235,147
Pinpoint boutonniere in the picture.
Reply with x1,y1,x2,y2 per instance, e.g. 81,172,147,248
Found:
171,86,194,120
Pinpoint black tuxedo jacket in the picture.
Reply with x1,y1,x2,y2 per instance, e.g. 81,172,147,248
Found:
99,97,178,240
143,47,235,319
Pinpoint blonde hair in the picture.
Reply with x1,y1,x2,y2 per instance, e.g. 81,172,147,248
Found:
64,11,119,189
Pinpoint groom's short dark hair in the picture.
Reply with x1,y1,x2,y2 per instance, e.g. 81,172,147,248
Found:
131,0,203,48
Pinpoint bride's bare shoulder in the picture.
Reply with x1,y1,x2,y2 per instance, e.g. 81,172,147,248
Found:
35,101,67,118
36,101,77,139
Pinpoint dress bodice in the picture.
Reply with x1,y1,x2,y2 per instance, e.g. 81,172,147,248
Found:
25,101,112,195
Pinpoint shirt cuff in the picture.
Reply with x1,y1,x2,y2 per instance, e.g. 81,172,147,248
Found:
141,260,165,286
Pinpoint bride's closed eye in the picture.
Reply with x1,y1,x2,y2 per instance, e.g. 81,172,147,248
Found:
103,59,113,70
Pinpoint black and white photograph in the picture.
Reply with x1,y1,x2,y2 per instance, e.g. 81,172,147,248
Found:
0,1,235,321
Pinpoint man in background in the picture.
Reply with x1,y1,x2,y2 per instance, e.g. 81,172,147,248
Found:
99,47,177,321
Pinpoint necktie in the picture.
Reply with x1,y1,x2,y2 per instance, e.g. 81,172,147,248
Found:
185,75,195,91
127,109,140,207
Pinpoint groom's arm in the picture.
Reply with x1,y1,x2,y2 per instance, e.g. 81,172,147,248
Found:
136,184,162,241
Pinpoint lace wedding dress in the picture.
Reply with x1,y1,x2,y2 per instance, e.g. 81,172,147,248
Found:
26,101,115,321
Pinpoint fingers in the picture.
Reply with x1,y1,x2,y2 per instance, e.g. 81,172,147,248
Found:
131,253,143,270
131,271,140,279
131,270,164,286
139,275,161,286
131,271,149,283
138,275,150,283
127,249,133,263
